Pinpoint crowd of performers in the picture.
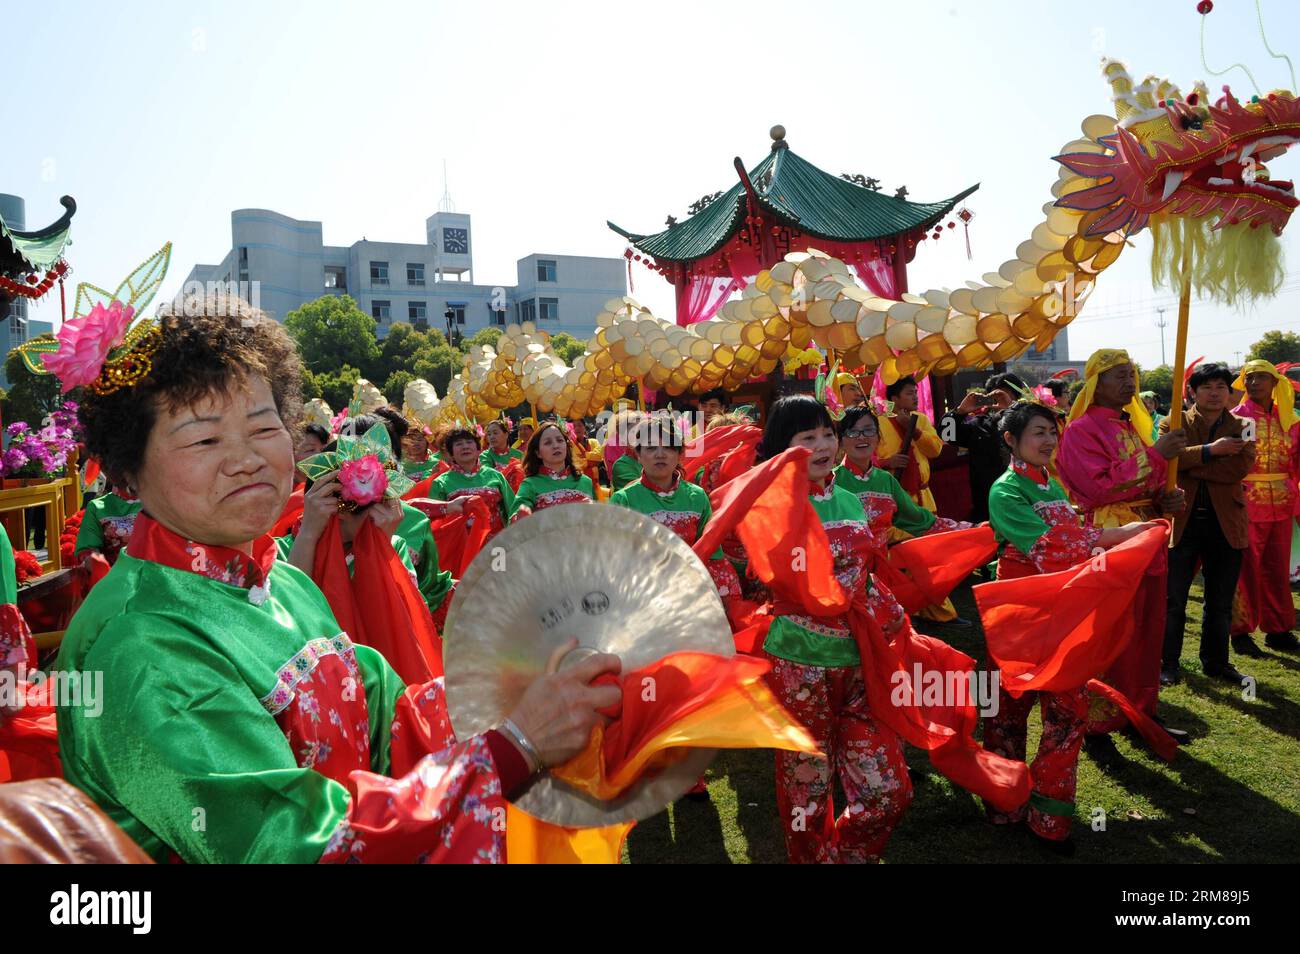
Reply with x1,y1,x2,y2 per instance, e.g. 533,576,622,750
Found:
0,292,1296,864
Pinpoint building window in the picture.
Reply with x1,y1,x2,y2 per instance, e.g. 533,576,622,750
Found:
539,297,559,321
324,266,347,291
372,300,391,321
409,301,427,321
537,259,557,283
370,261,389,285
407,263,425,286
443,304,466,325
488,304,507,326
520,299,536,324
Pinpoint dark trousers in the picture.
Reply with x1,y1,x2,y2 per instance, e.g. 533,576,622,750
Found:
1164,510,1244,671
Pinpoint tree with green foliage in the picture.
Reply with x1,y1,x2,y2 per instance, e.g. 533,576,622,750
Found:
462,327,503,353
314,364,363,411
285,295,380,376
411,345,463,397
1138,364,1175,408
549,332,586,366
383,370,416,403
1247,330,1300,366
2,351,66,430
300,368,322,402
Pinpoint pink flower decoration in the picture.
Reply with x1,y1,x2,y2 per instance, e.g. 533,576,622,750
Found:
338,454,388,506
1033,385,1058,407
328,408,347,437
42,301,135,393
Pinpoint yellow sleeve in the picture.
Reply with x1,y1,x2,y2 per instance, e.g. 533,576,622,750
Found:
914,415,944,459
877,418,901,458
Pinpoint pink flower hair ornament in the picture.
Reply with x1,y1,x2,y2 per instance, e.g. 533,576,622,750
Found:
40,301,146,394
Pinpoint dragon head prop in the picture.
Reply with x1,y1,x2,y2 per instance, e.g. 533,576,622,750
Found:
1055,60,1295,303
1057,60,1297,236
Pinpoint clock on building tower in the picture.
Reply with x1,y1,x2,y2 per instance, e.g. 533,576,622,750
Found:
443,228,468,254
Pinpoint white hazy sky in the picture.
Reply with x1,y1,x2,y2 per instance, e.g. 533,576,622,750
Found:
5,0,1299,370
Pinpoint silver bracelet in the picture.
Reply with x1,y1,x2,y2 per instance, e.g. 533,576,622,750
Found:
501,718,545,774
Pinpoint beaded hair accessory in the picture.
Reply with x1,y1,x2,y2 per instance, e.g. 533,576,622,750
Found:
1006,379,1066,416
14,243,171,396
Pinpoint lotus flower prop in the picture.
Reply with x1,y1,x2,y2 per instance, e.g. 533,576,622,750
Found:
338,455,389,506
303,398,335,433
403,378,440,428
296,422,414,504
348,379,387,417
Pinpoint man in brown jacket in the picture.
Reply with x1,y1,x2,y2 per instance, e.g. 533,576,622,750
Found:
1161,362,1256,686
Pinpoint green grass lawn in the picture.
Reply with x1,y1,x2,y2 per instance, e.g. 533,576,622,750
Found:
622,580,1300,863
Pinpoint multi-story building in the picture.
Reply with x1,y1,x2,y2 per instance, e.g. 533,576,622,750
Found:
184,208,626,341
1,194,33,389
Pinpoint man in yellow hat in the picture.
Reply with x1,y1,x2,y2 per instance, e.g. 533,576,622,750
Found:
512,417,537,453
1056,349,1189,765
1229,359,1300,654
835,373,865,409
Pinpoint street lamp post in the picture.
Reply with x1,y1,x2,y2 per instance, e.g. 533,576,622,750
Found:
444,308,458,348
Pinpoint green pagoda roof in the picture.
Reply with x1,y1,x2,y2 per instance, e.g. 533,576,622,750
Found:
609,136,977,263
1,196,75,275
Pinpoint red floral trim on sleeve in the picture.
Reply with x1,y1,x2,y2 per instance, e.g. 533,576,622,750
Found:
706,557,743,603
1026,522,1102,575
316,678,507,863
924,516,973,535
318,735,505,864
0,603,35,670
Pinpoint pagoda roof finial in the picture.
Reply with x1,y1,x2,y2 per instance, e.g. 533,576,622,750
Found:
770,124,788,151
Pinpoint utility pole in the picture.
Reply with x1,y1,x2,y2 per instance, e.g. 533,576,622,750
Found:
1155,307,1168,366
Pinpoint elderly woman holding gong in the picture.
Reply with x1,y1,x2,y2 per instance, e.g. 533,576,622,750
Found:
54,293,620,863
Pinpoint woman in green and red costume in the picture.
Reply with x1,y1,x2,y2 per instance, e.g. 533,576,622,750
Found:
605,407,645,491
510,422,594,522
52,292,622,863
691,396,1031,862
480,419,523,472
983,400,1157,848
610,414,741,604
73,483,142,567
427,427,514,536
277,452,453,682
834,405,969,553
750,396,916,863
370,406,447,497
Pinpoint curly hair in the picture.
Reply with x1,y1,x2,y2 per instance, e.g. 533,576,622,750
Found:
80,293,302,486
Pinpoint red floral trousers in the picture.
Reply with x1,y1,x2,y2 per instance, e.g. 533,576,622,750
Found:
766,654,912,863
983,683,1088,841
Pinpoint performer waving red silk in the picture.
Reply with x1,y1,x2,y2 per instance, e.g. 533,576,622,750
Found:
973,401,1172,846
696,395,1028,864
